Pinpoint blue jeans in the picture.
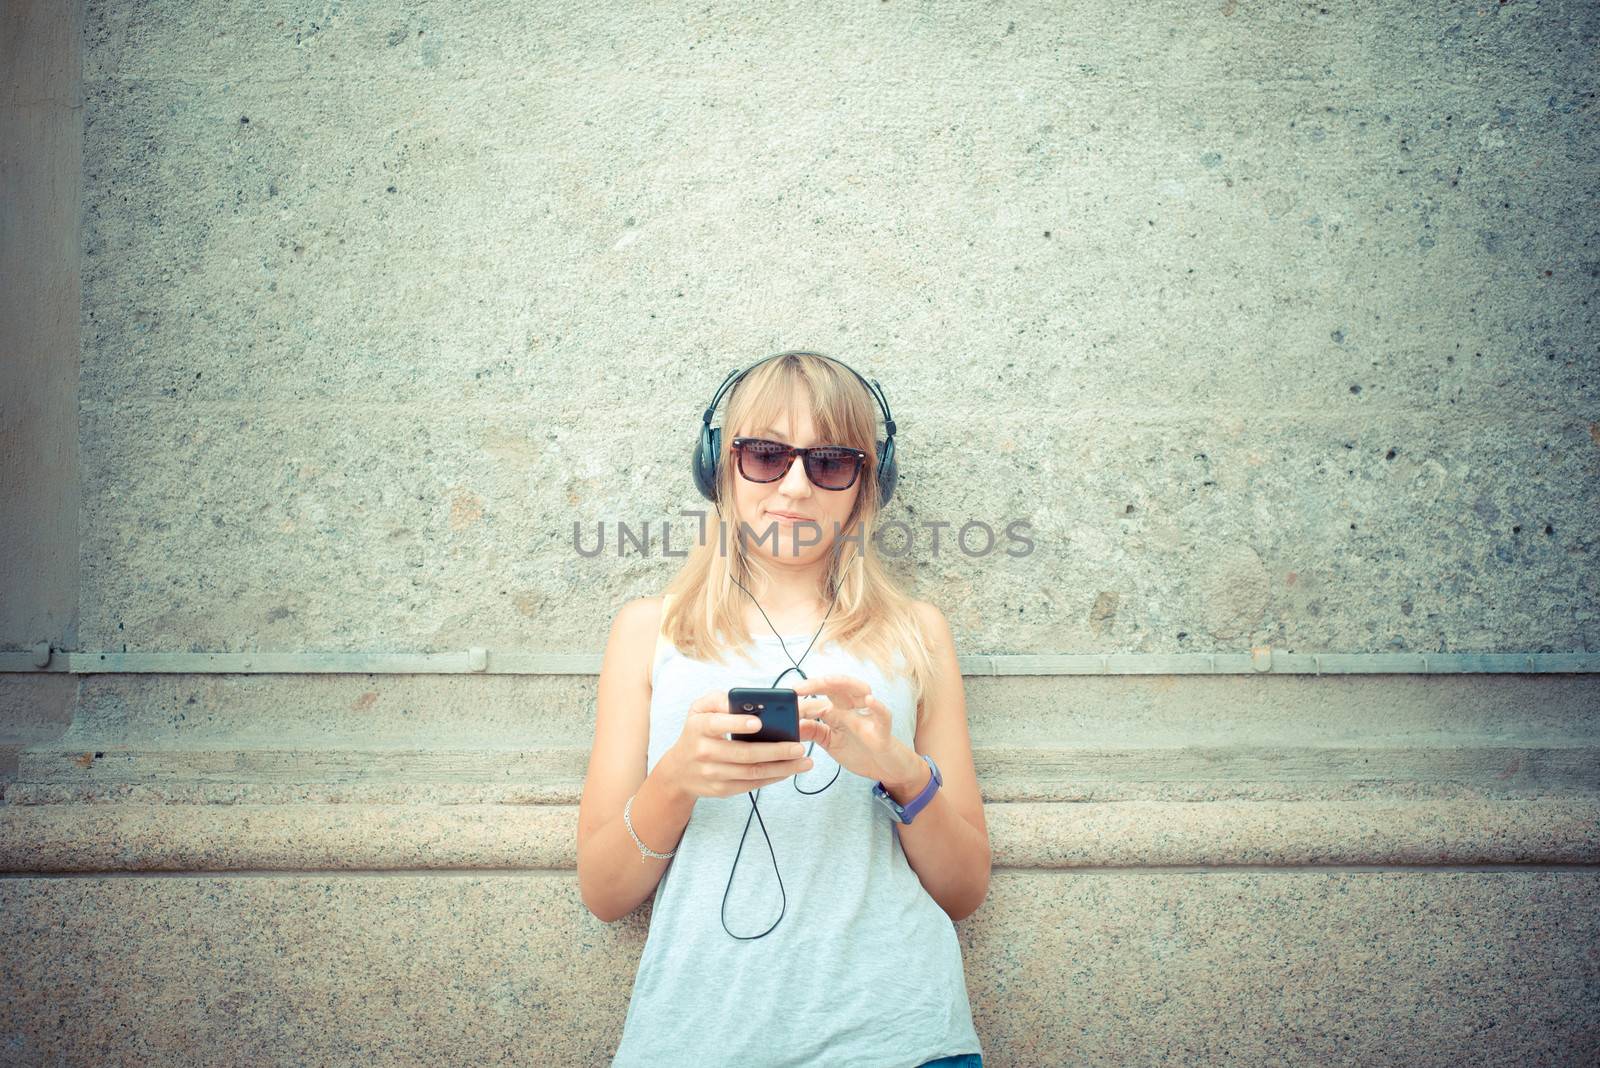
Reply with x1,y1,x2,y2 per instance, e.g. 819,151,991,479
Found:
916,1056,982,1068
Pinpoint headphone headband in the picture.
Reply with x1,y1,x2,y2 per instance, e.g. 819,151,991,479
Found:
700,350,895,438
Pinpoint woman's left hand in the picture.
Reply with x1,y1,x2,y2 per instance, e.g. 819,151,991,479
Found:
791,674,922,787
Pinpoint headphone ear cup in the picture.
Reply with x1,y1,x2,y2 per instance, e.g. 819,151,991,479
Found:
875,437,897,508
692,425,721,502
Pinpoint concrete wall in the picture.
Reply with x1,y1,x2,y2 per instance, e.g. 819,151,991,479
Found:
0,0,81,749
3,1,1597,1064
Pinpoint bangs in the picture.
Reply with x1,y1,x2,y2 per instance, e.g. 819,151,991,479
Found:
727,353,876,455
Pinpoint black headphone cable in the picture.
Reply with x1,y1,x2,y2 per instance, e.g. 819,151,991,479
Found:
715,514,864,940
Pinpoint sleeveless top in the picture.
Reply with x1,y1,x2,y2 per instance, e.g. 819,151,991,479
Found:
610,594,984,1068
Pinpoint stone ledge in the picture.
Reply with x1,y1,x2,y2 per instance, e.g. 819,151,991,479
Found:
40,672,1600,746
9,742,1597,799
2,799,1596,873
9,777,1596,805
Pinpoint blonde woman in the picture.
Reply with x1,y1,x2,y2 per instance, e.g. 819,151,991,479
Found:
579,351,988,1068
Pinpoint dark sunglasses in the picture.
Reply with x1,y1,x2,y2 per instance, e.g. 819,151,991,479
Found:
730,436,867,491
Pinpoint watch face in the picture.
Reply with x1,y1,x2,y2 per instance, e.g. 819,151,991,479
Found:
873,784,906,822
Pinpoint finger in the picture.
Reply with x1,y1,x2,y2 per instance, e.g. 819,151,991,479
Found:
798,698,833,727
741,779,787,795
797,691,875,718
856,694,891,718
709,737,809,764
800,718,834,749
728,754,814,780
698,711,762,736
791,674,871,700
798,695,830,720
812,691,888,721
790,674,873,704
688,691,730,716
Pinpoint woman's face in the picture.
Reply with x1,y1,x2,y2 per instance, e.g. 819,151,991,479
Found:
730,406,862,570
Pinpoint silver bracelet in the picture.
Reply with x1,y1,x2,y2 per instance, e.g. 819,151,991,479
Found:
624,793,677,861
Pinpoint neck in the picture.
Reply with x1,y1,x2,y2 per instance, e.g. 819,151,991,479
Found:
731,546,842,619
737,569,829,613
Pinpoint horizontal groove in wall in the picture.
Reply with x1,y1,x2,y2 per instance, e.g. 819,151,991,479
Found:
9,744,1598,798
3,864,1599,880
1,650,1596,676
2,799,1595,873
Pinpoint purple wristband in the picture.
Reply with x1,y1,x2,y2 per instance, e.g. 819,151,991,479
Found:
871,753,942,825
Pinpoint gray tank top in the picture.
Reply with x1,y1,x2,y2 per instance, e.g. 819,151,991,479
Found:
611,595,984,1067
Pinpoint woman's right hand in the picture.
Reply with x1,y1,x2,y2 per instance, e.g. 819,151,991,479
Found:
663,688,816,800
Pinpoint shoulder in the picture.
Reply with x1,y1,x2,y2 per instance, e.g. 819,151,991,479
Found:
909,598,954,650
612,596,666,639
608,591,665,652
605,597,668,687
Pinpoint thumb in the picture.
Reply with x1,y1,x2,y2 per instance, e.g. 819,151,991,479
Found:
801,695,842,734
799,715,833,747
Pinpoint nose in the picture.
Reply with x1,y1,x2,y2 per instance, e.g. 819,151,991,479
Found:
778,451,814,496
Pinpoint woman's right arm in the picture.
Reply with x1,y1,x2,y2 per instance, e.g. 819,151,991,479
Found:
576,597,695,922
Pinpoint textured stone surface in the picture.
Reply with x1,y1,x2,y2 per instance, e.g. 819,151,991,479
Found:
66,0,1600,657
6,2,1599,1065
0,0,81,660
2,872,1595,1066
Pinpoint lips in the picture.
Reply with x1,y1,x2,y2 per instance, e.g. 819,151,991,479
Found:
767,510,811,522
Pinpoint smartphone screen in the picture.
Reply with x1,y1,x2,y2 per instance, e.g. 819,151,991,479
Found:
727,687,800,744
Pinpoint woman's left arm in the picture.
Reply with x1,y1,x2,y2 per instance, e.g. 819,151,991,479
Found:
883,600,991,922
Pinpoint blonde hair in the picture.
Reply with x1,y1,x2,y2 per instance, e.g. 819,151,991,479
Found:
660,353,937,728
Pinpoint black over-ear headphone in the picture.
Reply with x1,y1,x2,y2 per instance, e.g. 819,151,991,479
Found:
692,349,898,508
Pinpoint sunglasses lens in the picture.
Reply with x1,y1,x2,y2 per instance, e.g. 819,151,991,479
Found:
804,448,861,490
738,439,793,482
736,438,861,489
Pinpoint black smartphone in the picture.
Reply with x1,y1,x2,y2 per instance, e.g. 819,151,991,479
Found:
727,687,800,744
